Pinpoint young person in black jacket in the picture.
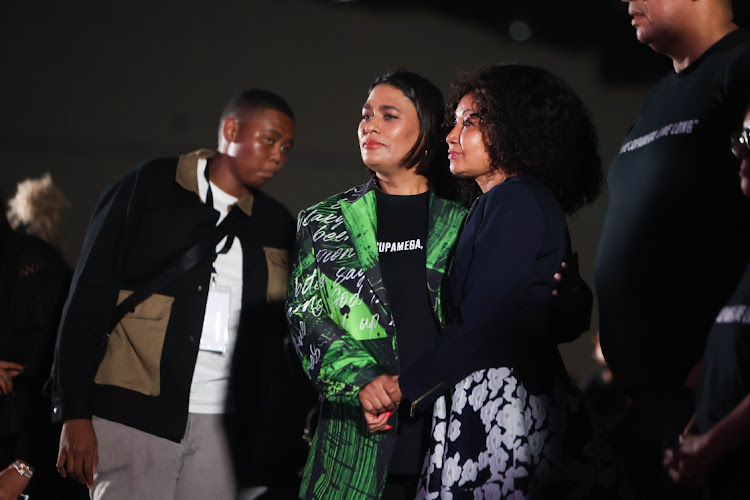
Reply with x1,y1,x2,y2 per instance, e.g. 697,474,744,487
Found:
52,89,315,499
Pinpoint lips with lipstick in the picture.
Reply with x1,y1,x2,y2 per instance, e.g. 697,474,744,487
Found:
362,139,385,148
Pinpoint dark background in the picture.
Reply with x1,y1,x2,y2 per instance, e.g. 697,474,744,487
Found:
3,0,746,383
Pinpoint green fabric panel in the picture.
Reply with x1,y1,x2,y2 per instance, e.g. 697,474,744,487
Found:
340,191,378,271
426,195,467,324
317,336,383,405
426,196,466,272
310,405,385,500
320,274,387,340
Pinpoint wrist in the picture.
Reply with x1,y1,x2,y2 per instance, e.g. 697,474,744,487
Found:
11,459,33,479
702,427,729,468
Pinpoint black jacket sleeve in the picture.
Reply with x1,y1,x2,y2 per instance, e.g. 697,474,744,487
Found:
51,169,139,421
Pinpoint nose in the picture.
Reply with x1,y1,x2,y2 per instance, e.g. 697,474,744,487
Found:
446,123,459,144
362,117,379,135
269,145,283,165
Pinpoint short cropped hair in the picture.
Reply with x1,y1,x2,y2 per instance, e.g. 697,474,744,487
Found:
446,63,603,214
217,89,294,144
220,89,295,124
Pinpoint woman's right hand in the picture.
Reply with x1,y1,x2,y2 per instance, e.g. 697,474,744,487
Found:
358,374,401,433
358,374,401,415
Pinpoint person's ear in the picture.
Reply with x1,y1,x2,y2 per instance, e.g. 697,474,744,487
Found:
222,118,239,144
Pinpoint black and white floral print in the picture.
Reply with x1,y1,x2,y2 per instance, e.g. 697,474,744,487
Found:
416,367,618,500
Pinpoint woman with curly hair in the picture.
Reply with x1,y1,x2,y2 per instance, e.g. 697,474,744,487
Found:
287,67,597,500
361,63,616,499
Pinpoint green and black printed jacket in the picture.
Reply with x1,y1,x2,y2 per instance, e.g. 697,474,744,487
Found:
285,178,467,499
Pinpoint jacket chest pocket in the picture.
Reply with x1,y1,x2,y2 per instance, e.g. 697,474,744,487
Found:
263,247,290,302
94,290,174,396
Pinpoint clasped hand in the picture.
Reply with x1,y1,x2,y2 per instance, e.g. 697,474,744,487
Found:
358,374,401,433
662,414,714,486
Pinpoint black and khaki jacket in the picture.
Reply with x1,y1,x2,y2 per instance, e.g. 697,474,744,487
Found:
51,149,295,446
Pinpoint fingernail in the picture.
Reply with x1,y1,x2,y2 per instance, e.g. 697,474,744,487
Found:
384,425,393,431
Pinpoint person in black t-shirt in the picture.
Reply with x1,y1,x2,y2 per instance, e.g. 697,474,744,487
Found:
595,1,750,498
663,106,750,500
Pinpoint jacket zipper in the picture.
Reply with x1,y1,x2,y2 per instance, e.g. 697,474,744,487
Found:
410,382,443,418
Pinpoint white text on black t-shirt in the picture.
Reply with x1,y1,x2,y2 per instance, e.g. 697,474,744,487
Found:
377,239,424,253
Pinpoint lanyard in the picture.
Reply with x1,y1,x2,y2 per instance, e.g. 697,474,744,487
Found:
205,160,236,258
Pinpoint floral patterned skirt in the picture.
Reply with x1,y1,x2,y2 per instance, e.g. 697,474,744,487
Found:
415,367,618,500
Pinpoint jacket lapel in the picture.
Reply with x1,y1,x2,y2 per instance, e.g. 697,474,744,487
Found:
340,180,390,313
425,194,466,324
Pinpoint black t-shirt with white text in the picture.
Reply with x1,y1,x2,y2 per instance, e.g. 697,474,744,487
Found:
376,189,440,476
595,29,750,392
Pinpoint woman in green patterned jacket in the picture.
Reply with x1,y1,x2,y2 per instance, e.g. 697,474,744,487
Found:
285,69,591,499
285,69,468,499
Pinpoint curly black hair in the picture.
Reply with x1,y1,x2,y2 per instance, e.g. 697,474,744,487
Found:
446,63,603,214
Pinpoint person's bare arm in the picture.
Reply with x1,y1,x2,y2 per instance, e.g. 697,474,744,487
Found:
665,395,750,484
0,462,31,500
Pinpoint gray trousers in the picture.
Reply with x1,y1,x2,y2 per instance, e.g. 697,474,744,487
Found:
91,414,237,500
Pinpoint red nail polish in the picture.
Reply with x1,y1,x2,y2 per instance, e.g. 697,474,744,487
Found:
384,425,393,431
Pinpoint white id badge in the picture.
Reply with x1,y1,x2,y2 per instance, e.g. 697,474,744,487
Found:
199,276,231,353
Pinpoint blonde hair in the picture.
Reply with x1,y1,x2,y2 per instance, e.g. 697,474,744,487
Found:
6,173,70,249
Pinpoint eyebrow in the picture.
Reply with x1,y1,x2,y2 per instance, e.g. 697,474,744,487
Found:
456,110,480,122
362,103,401,113
457,108,479,116
265,127,294,143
